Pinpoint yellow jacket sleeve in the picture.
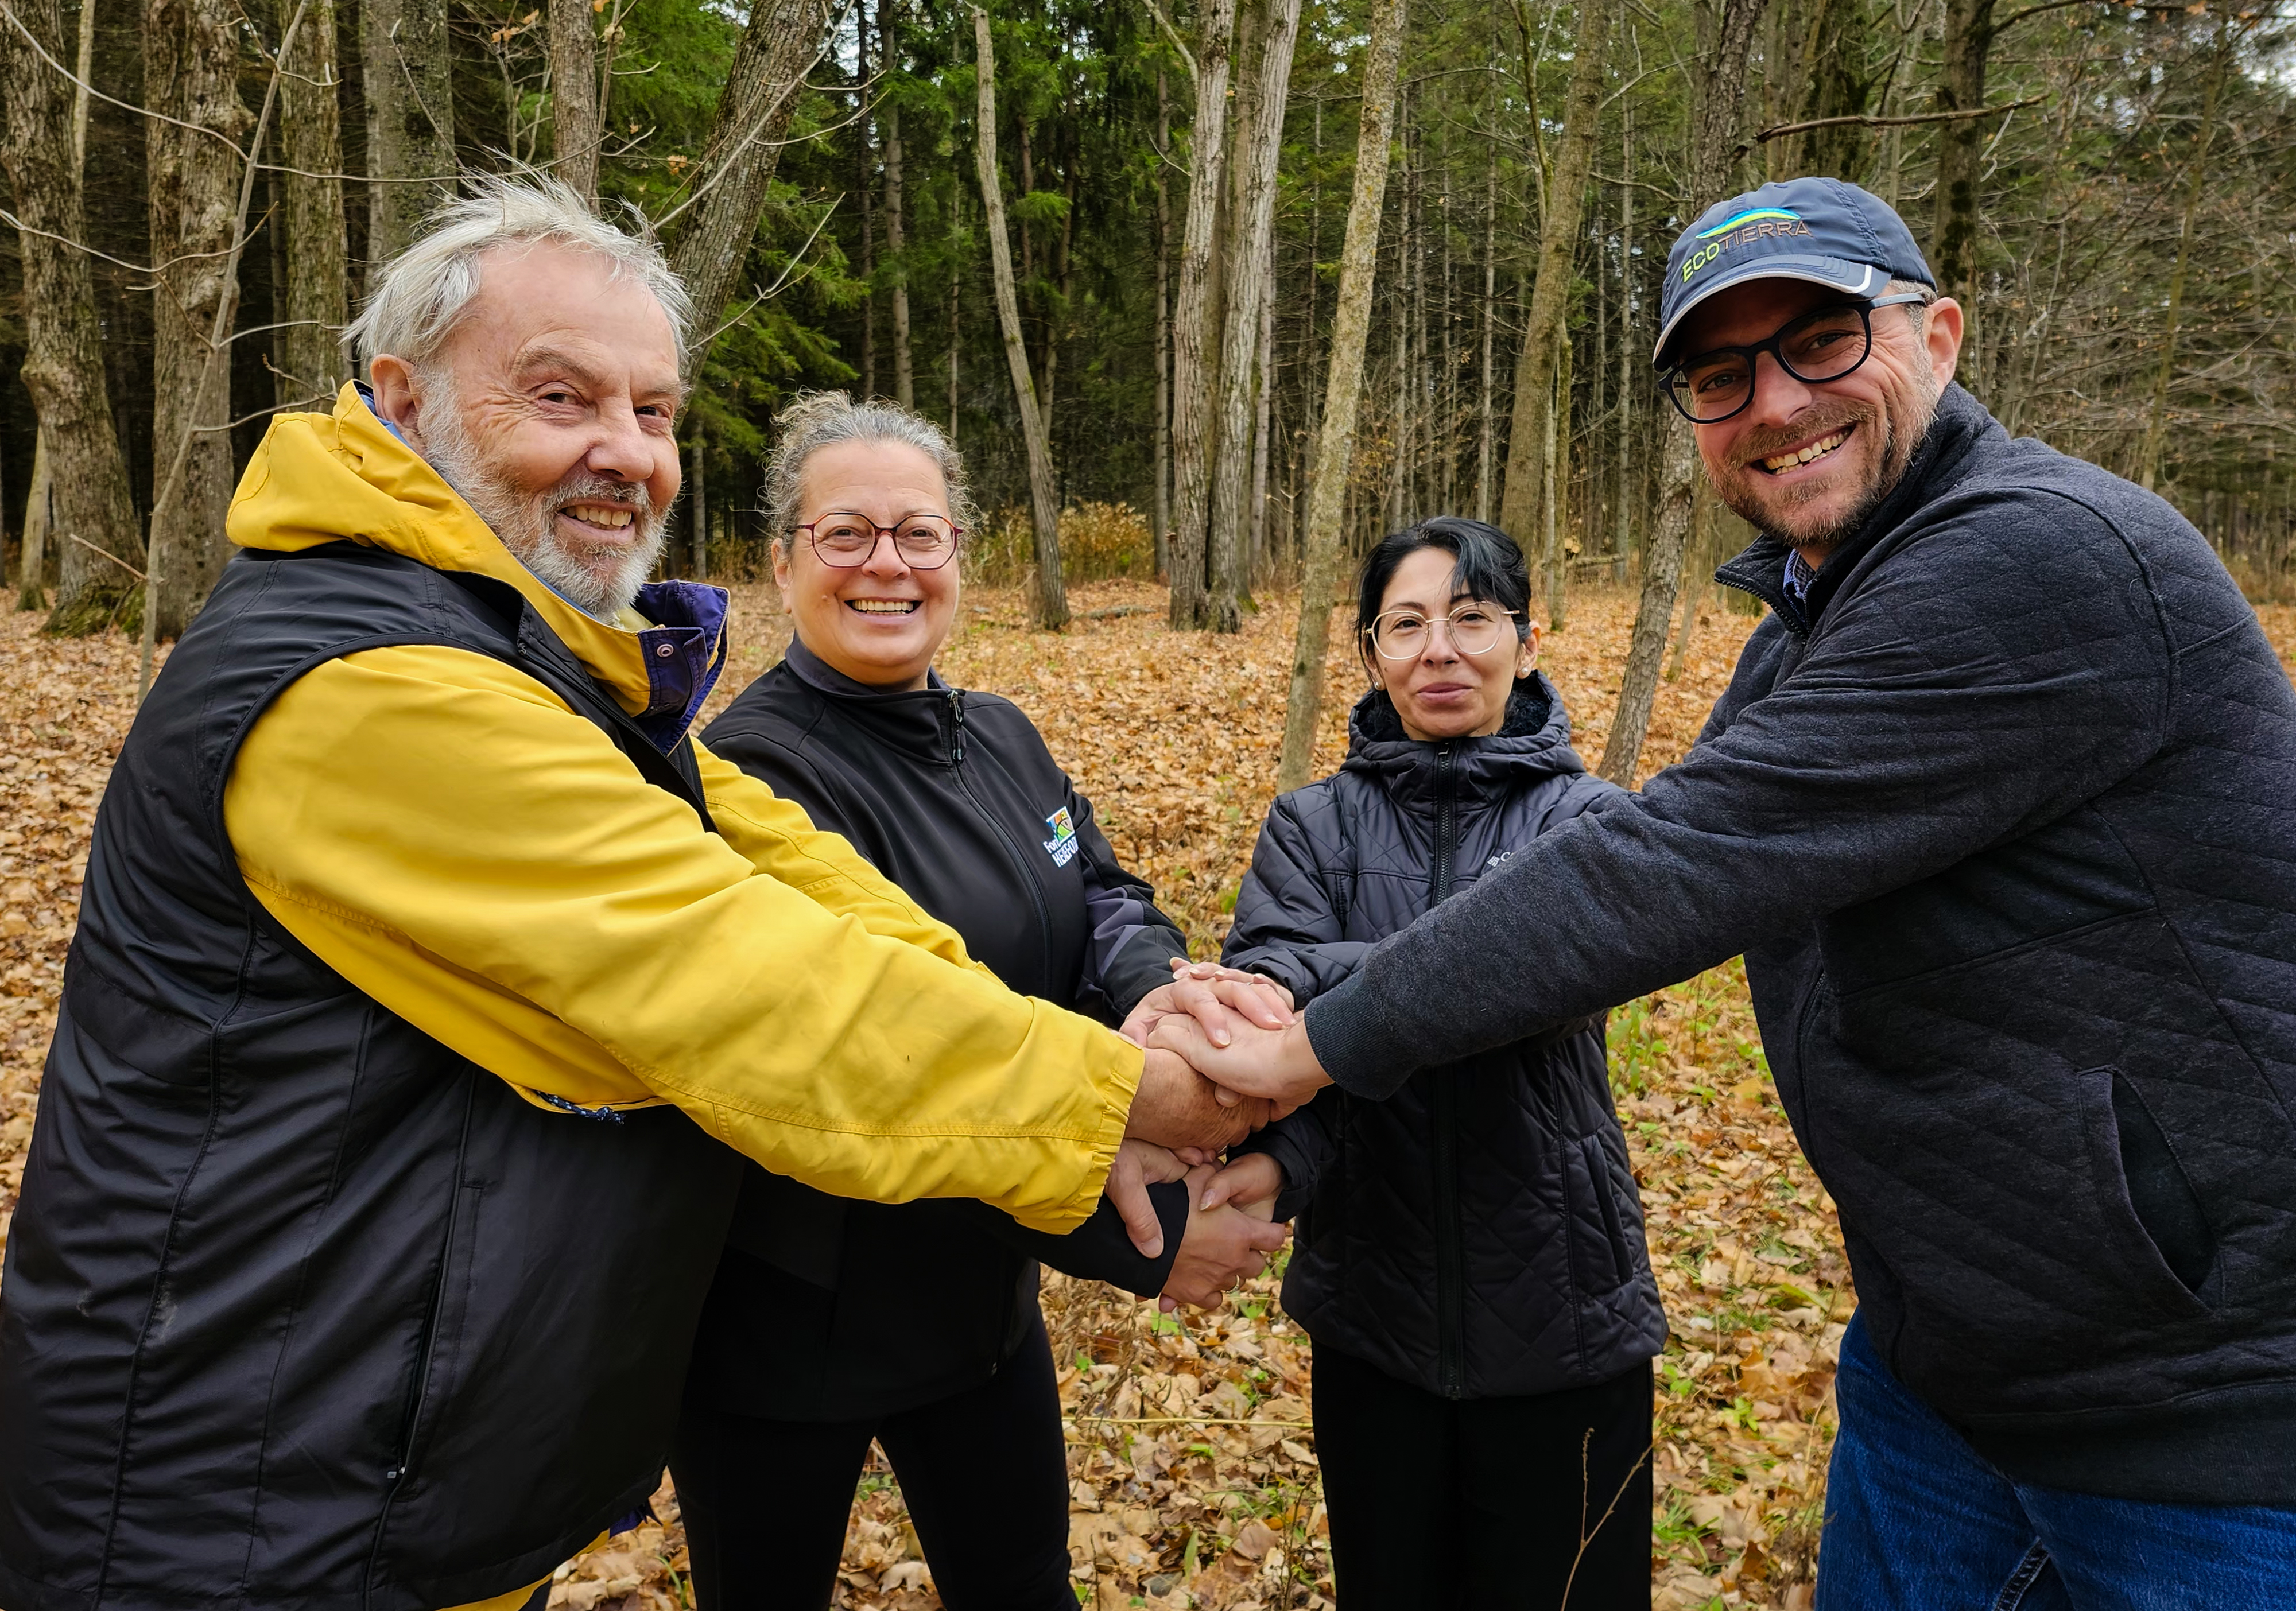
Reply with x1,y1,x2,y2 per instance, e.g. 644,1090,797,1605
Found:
223,643,1141,1232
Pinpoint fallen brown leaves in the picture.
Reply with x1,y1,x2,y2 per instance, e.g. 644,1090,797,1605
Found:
5,591,2287,1611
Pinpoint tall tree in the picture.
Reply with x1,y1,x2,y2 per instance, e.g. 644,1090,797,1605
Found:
362,0,455,265
280,0,349,400
2,0,139,629
1498,0,1615,622
881,0,913,407
1165,0,1238,628
2138,18,2233,493
1153,64,1173,577
549,0,603,205
1204,0,1302,630
145,0,250,634
1275,0,1407,793
972,6,1066,628
666,0,830,370
1599,0,1770,785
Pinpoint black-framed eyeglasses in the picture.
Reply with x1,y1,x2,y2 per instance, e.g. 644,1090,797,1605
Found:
797,511,964,570
1661,293,1930,424
1366,603,1522,661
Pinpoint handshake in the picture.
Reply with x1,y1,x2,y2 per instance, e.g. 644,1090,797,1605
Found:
1100,960,1337,1311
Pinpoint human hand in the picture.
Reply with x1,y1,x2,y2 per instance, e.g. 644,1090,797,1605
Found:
1146,1013,1334,1111
1197,1151,1284,1220
1123,1047,1274,1154
1104,1139,1190,1259
1159,1164,1292,1311
1119,958,1296,1051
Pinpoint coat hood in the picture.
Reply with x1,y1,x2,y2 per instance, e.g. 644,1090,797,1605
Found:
1341,672,1588,814
228,383,727,743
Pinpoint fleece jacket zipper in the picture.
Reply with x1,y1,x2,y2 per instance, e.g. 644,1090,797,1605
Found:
1428,743,1467,1397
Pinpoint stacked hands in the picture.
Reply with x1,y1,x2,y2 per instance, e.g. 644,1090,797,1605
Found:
1102,960,1336,1312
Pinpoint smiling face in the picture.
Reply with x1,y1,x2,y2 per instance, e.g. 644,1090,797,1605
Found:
1363,545,1538,742
774,439,960,691
368,243,684,618
1683,277,1963,566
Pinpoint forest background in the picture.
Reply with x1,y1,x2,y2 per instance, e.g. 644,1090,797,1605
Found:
2,0,2296,1604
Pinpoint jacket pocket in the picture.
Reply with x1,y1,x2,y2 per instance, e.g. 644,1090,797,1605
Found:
1565,1133,1636,1294
2086,1066,2218,1310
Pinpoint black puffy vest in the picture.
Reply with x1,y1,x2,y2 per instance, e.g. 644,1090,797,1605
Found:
0,544,743,1611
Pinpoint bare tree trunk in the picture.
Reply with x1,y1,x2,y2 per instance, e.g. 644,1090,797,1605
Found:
882,0,913,407
1250,267,1275,583
1599,0,1770,785
1205,0,1301,630
281,0,348,398
1275,0,1406,794
691,432,708,579
548,0,600,204
145,0,251,637
17,432,50,612
362,0,455,265
666,0,831,370
1498,0,1612,558
1476,131,1496,523
1153,66,1172,579
1165,0,1238,628
2138,18,2231,493
1613,108,1632,574
1930,0,1994,321
971,7,1065,628
1542,323,1572,628
947,236,960,437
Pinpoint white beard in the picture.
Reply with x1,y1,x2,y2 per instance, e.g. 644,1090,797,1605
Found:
416,376,669,619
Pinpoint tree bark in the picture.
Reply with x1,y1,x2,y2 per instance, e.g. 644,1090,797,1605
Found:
145,0,251,636
881,0,913,407
1204,0,1301,630
17,432,49,612
1497,0,1612,562
1476,130,1496,523
1153,65,1172,578
1930,0,1994,317
1599,0,1769,784
362,0,455,265
548,0,602,205
1165,0,1237,628
281,0,348,398
1542,320,1572,627
666,0,830,370
1275,0,1406,793
691,432,709,579
2,0,145,632
971,7,1065,628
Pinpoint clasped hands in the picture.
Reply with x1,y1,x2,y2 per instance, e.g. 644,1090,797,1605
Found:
1104,960,1336,1311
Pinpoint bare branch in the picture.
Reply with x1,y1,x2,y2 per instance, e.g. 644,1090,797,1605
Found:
68,533,146,581
1141,0,1197,81
1756,94,2044,142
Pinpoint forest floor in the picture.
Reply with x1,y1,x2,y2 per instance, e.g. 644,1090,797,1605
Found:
6,581,2291,1609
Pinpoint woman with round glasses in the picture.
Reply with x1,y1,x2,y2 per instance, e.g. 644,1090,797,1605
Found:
672,392,1291,1610
1201,517,1668,1608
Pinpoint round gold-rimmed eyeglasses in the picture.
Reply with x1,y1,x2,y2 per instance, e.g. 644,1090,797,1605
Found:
1366,603,1521,661
797,511,963,570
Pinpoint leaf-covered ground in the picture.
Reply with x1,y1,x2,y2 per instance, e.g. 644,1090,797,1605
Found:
7,584,2291,1608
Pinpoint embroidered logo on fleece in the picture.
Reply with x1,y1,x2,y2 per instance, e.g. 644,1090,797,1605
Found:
1043,807,1079,868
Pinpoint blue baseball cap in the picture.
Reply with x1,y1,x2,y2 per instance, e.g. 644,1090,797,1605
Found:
1653,177,1934,368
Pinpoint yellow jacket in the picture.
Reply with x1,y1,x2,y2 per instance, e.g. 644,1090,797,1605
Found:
220,385,1141,1233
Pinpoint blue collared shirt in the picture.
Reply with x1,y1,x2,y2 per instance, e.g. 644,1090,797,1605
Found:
1782,546,1817,608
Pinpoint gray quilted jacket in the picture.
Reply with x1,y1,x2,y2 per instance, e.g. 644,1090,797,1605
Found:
1304,385,2296,1504
1224,680,1668,1399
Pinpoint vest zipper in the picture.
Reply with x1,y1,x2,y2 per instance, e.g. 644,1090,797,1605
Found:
947,691,1057,992
1428,744,1467,1398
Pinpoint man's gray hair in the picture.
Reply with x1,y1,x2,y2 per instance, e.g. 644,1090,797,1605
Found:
763,391,980,548
346,175,695,370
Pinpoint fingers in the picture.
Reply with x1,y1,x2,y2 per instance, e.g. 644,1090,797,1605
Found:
1105,1145,1166,1259
1199,1152,1283,1213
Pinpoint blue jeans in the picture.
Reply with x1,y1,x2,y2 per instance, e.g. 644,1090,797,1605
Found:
1816,1314,2296,1610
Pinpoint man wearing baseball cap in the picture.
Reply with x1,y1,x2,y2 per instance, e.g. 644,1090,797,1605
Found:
1154,176,2296,1602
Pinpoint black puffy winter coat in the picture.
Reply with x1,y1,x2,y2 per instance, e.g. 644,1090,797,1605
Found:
1223,677,1667,1399
684,636,1192,1422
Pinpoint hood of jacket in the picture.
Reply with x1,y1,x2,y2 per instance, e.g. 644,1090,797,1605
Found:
228,383,728,745
1340,671,1588,815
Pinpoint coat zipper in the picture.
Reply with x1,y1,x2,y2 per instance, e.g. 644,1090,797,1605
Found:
947,691,1056,992
1428,744,1467,1397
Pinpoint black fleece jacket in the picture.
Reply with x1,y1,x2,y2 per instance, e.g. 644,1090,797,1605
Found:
684,638,1191,1422
1304,385,2296,1504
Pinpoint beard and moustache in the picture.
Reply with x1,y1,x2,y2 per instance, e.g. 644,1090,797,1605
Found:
416,373,670,620
1707,360,1942,556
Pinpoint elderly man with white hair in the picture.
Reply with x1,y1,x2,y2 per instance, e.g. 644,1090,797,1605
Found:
0,180,1263,1611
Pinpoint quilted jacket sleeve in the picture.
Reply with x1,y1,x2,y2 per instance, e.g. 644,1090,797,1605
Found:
1304,490,2176,1097
1221,788,1372,1007
1069,779,1192,1019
